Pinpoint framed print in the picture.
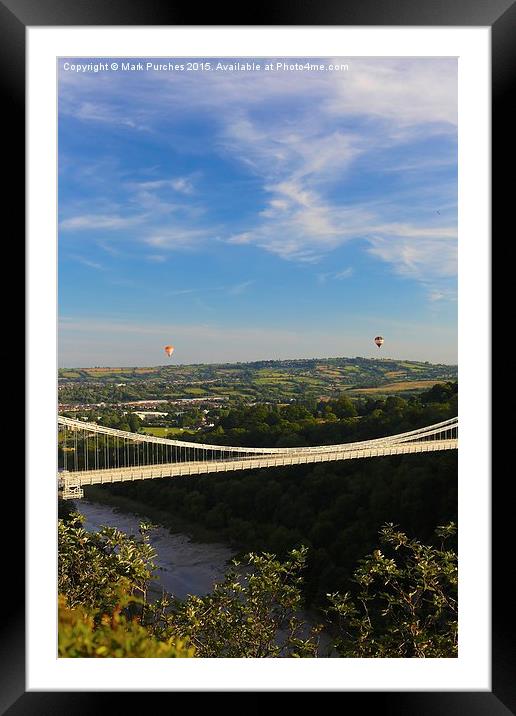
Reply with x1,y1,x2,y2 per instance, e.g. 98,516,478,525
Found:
2,0,506,710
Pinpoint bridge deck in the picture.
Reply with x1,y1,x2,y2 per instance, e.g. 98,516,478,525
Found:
60,439,458,489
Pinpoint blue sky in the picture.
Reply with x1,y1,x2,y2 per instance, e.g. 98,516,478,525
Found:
58,58,457,367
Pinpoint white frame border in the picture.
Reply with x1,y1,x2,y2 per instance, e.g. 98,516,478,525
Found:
27,26,490,691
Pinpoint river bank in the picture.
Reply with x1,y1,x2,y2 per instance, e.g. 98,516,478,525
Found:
70,489,337,655
82,485,233,546
76,497,236,601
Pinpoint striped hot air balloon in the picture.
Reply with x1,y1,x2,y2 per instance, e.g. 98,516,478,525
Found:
374,336,384,348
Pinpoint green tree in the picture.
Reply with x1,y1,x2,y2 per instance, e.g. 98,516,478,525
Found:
332,396,358,419
58,592,193,658
163,547,321,657
127,412,143,433
327,523,457,657
58,513,157,614
58,513,458,658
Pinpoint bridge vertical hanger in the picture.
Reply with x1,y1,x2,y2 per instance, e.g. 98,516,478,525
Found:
57,416,458,500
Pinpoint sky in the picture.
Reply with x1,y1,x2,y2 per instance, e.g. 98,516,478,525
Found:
58,57,457,367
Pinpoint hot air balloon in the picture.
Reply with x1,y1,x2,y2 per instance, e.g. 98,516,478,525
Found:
374,336,384,348
164,345,175,357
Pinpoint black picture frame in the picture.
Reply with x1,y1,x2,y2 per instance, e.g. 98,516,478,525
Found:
4,0,503,710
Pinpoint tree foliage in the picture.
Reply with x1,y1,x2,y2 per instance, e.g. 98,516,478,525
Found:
159,547,321,657
327,523,457,657
58,592,193,658
58,515,458,659
57,515,321,658
104,382,457,606
58,513,156,614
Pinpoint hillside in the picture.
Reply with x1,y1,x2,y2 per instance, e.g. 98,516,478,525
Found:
58,356,457,405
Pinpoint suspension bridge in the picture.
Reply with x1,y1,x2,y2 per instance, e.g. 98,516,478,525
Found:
57,415,458,499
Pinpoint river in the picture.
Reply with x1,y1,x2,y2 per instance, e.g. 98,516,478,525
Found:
78,499,236,600
76,498,336,656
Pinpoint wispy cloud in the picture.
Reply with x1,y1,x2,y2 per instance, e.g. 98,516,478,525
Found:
61,97,150,132
145,227,215,251
228,280,255,296
67,254,106,271
167,288,199,296
146,254,167,263
128,176,197,215
200,65,457,286
130,177,195,194
325,58,457,129
60,214,146,231
59,57,457,305
427,287,457,302
335,268,354,279
317,267,354,283
97,240,123,257
166,281,256,297
227,232,253,245
366,229,457,281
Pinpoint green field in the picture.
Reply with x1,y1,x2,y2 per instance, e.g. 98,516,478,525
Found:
348,380,444,395
140,427,185,437
59,356,457,406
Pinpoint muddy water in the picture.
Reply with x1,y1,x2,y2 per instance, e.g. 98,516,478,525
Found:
78,499,235,600
77,498,336,656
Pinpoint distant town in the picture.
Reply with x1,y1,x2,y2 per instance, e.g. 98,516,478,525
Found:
58,356,457,437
